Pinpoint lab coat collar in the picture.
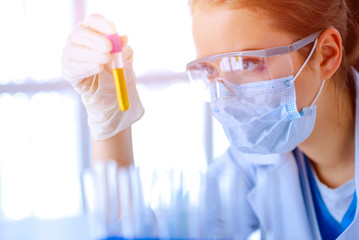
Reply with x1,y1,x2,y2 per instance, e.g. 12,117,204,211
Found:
246,152,317,239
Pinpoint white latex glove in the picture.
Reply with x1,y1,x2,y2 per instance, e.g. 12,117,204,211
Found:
62,13,144,140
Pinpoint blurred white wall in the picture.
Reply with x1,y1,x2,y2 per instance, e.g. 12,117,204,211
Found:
0,1,229,239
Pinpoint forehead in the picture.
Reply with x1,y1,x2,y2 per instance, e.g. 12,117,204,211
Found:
192,7,295,58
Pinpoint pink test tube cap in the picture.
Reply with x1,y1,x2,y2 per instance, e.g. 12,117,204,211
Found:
105,33,122,53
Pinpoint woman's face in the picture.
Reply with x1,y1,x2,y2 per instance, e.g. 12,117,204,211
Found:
191,7,323,112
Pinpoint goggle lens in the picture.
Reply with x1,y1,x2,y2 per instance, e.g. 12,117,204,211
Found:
187,54,293,102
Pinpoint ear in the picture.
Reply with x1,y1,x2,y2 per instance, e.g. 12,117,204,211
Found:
316,27,343,80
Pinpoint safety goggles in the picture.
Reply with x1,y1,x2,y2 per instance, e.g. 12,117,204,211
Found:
186,29,324,102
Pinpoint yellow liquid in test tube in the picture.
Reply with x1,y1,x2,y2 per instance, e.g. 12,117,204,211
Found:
112,68,129,111
105,33,130,112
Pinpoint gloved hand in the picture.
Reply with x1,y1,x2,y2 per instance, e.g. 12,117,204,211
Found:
62,13,144,140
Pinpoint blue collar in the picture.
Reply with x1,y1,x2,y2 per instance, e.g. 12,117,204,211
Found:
304,155,357,240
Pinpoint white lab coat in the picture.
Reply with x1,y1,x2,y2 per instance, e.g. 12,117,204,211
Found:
211,68,359,240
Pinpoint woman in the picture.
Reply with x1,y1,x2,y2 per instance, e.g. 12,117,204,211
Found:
62,0,359,239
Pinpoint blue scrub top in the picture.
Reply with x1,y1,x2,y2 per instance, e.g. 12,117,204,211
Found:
304,155,357,240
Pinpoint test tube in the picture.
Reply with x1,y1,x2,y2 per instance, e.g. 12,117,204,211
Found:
105,33,129,111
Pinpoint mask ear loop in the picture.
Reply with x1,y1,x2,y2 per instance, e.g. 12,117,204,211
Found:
291,38,325,107
310,80,325,106
292,38,318,82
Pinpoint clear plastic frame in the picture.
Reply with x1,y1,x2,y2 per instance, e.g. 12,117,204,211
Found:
186,29,325,102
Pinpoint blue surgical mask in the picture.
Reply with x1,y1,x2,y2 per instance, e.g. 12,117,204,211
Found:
211,40,325,154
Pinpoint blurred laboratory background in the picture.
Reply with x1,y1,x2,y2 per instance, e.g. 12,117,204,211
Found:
0,0,230,239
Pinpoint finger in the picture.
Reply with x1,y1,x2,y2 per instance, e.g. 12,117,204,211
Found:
62,60,103,85
63,41,111,64
71,25,112,52
122,44,133,62
82,13,116,35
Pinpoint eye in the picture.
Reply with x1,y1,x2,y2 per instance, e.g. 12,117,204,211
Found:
205,65,217,76
201,63,218,76
188,62,218,76
227,56,265,72
242,60,250,70
241,58,265,71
